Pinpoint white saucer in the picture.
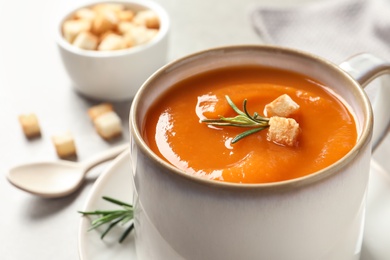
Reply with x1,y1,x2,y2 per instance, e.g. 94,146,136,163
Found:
78,151,136,260
78,151,390,260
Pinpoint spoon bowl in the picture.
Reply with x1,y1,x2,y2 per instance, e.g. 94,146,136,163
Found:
7,144,128,198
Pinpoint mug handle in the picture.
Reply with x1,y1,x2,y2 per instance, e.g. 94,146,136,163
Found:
339,54,390,151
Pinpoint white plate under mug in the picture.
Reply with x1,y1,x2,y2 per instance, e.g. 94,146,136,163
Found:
78,151,390,260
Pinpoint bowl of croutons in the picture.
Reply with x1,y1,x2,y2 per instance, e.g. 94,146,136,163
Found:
56,0,170,101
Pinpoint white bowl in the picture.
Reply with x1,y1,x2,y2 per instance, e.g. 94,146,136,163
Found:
56,0,170,101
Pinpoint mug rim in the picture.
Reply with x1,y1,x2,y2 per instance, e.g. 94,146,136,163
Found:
129,44,373,190
55,0,170,58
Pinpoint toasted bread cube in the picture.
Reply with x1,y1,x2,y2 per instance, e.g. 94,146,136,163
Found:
117,10,135,22
98,30,116,43
92,3,125,14
91,11,118,35
87,103,114,120
117,21,137,34
134,28,158,44
52,132,77,158
264,94,300,117
123,32,136,48
73,31,98,50
94,111,122,140
98,34,126,51
123,26,158,45
133,10,160,29
267,116,299,147
62,19,91,43
18,114,41,138
74,8,96,21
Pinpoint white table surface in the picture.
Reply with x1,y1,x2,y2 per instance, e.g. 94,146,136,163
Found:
1,0,389,259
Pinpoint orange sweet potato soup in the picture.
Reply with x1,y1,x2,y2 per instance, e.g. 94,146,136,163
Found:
142,66,357,184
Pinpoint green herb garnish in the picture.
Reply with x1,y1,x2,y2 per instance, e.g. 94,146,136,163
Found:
201,95,270,143
79,196,134,243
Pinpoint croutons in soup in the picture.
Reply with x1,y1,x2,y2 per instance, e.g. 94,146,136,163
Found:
143,66,357,184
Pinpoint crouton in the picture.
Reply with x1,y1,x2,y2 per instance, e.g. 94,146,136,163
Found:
93,111,123,140
62,5,160,51
123,32,136,48
87,103,114,120
62,19,91,43
18,114,41,138
63,4,160,51
267,116,299,147
123,26,158,45
98,30,115,43
72,31,98,50
73,8,96,21
92,3,125,14
98,33,127,51
135,28,158,44
117,21,137,34
264,94,300,117
91,11,118,36
52,132,77,158
133,10,160,29
117,10,135,22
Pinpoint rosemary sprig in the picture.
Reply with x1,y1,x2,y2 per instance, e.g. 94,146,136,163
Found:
201,95,270,143
79,196,134,243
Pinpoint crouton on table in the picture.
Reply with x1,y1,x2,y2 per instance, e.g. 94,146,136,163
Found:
19,114,41,138
52,132,77,158
93,111,122,140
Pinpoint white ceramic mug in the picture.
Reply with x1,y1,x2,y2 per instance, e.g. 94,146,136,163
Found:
129,46,390,260
56,0,170,101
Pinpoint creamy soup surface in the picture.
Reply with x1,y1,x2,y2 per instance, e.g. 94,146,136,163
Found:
142,66,357,184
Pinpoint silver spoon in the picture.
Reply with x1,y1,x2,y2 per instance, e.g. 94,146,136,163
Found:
7,144,129,198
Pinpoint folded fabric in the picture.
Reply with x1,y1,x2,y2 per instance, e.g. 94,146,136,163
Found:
251,0,390,100
251,0,390,62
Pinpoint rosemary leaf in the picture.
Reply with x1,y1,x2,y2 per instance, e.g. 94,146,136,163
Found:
119,223,134,243
101,216,125,239
89,212,127,230
103,196,133,208
226,95,245,115
79,196,134,243
202,95,270,143
231,127,266,144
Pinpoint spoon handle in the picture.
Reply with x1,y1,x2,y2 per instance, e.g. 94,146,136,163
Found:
82,143,129,172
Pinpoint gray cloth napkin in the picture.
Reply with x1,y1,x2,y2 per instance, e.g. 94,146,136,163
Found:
251,0,390,100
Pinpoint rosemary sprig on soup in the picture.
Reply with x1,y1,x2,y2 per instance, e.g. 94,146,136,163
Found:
201,95,270,144
201,94,300,145
143,66,357,184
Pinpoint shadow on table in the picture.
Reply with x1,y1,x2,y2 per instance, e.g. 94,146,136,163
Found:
360,241,377,260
